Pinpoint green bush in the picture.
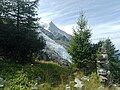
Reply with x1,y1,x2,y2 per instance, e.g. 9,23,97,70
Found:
0,60,70,89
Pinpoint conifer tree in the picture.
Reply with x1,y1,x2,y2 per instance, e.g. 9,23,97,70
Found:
68,13,95,74
0,0,46,63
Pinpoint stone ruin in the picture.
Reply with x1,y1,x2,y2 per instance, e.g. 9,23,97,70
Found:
97,47,110,86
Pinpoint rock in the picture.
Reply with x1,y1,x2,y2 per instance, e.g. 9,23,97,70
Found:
97,69,107,75
31,83,44,90
81,76,90,81
0,78,3,82
66,84,71,90
0,84,4,88
74,78,84,90
117,87,120,90
107,71,110,75
37,83,44,88
101,54,108,59
0,77,6,88
99,76,108,82
97,47,110,85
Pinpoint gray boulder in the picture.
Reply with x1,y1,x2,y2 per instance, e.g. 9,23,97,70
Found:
74,78,85,90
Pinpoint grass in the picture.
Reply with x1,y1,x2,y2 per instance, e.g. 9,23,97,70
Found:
0,59,70,90
0,59,117,90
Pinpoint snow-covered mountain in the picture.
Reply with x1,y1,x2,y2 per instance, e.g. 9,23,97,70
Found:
38,21,72,63
48,21,72,40
40,21,72,40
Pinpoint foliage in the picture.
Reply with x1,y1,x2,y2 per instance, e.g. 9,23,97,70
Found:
1,59,117,90
0,0,46,63
0,60,70,89
83,73,101,90
70,72,111,90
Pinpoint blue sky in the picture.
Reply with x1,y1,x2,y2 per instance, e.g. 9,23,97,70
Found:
38,0,120,49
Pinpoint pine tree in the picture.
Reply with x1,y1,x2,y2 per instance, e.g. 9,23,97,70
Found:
0,0,46,63
68,13,95,74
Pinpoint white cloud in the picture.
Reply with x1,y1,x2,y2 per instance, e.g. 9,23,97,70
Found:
92,21,120,36
91,21,120,49
38,0,120,49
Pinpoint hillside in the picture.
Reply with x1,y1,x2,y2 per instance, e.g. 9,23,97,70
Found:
0,59,70,90
1,59,118,90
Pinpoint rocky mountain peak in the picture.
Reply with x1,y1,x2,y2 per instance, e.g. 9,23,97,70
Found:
38,21,72,63
48,21,60,33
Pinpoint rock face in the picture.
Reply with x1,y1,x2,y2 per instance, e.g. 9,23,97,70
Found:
40,21,72,49
48,21,72,41
38,22,71,64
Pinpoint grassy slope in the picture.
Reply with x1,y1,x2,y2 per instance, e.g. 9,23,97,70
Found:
0,60,70,90
0,60,116,90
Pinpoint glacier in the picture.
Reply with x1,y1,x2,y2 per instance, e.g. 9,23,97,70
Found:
38,29,71,63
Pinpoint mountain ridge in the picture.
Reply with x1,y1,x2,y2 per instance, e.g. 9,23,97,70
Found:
38,22,72,64
40,21,72,40
40,21,72,49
